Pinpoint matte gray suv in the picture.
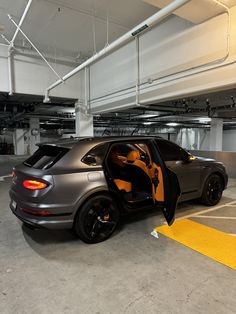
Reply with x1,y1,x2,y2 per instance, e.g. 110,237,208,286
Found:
9,136,228,243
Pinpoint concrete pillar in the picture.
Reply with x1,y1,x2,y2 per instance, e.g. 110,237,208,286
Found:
210,118,223,151
193,129,200,150
29,118,40,154
13,129,25,155
75,103,93,137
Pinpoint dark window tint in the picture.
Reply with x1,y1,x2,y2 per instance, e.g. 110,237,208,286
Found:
24,145,69,169
156,140,187,161
110,143,137,157
82,143,108,166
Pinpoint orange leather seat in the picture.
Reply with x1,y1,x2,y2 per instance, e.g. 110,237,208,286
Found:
126,150,149,176
114,179,132,192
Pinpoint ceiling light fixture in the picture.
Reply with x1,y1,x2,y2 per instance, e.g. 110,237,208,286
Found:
166,122,178,126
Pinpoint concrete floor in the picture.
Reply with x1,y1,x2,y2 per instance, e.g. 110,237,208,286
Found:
0,160,236,314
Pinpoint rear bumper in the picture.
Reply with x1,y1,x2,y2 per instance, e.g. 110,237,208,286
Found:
9,199,74,230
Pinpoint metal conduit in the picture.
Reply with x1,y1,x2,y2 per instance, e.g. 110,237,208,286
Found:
44,0,191,102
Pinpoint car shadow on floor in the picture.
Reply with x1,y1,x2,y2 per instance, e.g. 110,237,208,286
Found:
21,196,234,260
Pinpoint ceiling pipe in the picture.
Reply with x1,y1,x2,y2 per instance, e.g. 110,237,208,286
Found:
9,15,63,82
6,0,33,96
44,0,191,103
7,46,14,96
11,0,33,45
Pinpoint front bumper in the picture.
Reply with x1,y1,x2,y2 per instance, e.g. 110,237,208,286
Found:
10,199,74,230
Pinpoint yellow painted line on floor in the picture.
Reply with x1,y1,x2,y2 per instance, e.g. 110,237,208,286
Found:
155,219,236,270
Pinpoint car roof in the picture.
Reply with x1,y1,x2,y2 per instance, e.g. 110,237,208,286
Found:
38,136,163,149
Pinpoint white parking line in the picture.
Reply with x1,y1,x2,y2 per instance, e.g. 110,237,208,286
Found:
196,215,236,220
176,200,236,221
0,174,12,182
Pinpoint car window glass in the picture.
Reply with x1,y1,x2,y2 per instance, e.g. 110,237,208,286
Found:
24,145,69,169
82,143,108,166
156,140,186,161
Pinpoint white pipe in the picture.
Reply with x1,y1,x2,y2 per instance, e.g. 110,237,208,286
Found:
8,15,63,82
11,0,33,44
44,0,191,102
135,36,140,106
1,34,11,45
8,46,14,95
87,0,231,110
84,67,88,113
0,43,9,47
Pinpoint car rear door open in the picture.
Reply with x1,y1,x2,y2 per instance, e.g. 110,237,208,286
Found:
149,140,181,225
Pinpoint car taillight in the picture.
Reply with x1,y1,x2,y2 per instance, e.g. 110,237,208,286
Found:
21,208,51,216
23,180,48,190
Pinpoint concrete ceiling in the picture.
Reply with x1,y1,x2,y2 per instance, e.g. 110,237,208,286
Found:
0,0,157,62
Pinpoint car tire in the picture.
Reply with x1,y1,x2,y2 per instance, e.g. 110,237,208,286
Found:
74,194,120,244
200,174,223,206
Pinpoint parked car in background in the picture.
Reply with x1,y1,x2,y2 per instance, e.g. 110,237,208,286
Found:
9,136,228,243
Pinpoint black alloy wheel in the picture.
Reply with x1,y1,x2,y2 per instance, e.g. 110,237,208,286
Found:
74,194,120,244
201,174,223,206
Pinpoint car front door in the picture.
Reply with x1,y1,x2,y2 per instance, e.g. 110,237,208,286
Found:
155,139,201,199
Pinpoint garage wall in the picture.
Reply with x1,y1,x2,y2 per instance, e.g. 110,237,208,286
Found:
223,129,236,151
173,128,236,152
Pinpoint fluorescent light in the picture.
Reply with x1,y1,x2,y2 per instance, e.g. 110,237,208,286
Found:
136,114,157,119
143,122,152,125
166,122,178,127
196,117,211,122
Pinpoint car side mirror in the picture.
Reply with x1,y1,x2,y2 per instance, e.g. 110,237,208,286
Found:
184,154,196,163
183,153,196,163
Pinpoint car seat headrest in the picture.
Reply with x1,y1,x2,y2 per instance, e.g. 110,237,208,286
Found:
127,150,140,163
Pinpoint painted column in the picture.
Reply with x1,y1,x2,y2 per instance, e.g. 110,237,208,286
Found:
29,118,40,154
13,129,25,155
75,102,94,137
210,118,223,151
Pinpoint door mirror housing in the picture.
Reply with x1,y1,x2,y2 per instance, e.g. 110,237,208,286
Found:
185,154,196,163
182,153,196,163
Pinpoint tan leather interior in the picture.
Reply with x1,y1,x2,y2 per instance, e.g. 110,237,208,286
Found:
109,146,164,202
126,150,149,176
126,150,164,201
151,163,164,202
114,179,132,192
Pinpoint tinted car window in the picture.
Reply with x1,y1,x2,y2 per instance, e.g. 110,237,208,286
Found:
110,143,135,157
156,140,187,161
82,143,108,166
24,145,69,169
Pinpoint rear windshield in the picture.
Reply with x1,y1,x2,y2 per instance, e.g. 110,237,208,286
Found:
24,145,69,170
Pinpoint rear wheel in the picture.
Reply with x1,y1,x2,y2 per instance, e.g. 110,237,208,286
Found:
74,194,120,244
201,174,223,206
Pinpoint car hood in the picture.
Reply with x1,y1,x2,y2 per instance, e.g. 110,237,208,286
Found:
196,156,215,162
195,156,224,166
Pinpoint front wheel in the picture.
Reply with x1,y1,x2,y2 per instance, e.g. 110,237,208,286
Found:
74,194,120,244
200,174,223,206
